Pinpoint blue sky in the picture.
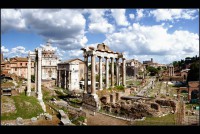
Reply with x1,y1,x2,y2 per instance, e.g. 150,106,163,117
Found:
1,9,199,64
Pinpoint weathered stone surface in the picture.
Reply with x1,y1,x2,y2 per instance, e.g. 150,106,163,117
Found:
100,96,107,105
16,117,24,125
45,114,52,120
31,117,37,122
82,93,99,111
151,103,160,111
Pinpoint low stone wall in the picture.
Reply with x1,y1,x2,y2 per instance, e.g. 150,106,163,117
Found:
42,80,56,88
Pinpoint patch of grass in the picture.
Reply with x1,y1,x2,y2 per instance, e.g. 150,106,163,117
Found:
134,114,176,126
71,116,86,125
115,85,125,91
1,93,43,120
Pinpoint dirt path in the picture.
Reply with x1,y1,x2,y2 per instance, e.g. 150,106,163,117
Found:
83,109,130,126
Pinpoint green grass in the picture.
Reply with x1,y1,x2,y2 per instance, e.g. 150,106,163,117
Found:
1,93,43,120
133,114,176,126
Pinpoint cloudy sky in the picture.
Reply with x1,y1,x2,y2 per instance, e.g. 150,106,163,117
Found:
1,9,199,64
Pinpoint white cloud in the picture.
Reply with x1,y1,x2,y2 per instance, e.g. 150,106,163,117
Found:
2,9,88,51
111,9,129,26
104,23,199,64
1,46,9,53
136,9,144,20
129,14,135,20
150,9,198,22
11,46,28,55
1,9,26,33
87,9,115,34
3,46,29,58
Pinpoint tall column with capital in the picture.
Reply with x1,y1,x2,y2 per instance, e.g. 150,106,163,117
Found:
111,57,114,88
91,53,96,95
84,55,88,93
37,49,43,101
116,58,119,86
37,48,46,112
27,55,31,96
35,58,38,93
105,57,109,89
99,56,102,90
122,58,126,87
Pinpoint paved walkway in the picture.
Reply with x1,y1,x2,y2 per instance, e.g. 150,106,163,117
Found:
83,109,130,126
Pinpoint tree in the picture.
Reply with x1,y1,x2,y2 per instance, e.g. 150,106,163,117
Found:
187,61,199,82
88,64,91,71
146,66,158,76
31,75,35,82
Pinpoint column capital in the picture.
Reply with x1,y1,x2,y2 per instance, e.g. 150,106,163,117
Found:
98,56,102,59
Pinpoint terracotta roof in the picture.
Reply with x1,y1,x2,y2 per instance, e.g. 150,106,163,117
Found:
188,81,199,88
10,57,28,62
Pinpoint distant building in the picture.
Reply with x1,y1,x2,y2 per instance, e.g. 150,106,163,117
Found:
57,58,85,91
41,41,60,80
143,58,166,68
1,57,34,79
126,59,145,78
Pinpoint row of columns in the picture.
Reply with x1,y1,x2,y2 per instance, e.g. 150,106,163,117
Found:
84,54,126,95
57,70,72,90
168,66,174,76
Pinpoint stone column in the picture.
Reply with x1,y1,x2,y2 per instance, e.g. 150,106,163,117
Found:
172,67,174,76
111,57,114,88
37,49,42,101
59,70,61,87
84,55,88,93
105,57,109,89
64,70,67,89
57,70,59,87
122,58,126,87
188,89,191,101
116,58,119,86
27,56,31,96
35,59,38,93
99,56,102,90
69,71,72,91
91,54,96,95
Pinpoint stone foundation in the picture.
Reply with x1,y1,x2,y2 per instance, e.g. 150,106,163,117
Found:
82,93,100,111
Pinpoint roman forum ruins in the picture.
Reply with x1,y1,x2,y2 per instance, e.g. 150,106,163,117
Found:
81,43,126,110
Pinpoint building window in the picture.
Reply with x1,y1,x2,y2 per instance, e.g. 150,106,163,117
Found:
20,63,22,66
26,63,28,66
15,68,17,71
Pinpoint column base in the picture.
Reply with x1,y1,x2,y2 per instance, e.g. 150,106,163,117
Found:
38,99,46,112
27,90,31,96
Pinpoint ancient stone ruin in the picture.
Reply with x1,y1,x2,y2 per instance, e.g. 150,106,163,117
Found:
81,43,126,111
